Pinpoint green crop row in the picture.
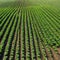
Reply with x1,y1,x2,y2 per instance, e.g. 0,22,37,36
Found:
0,5,60,60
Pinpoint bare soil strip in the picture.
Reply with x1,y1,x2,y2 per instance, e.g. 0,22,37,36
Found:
57,47,60,60
50,47,59,60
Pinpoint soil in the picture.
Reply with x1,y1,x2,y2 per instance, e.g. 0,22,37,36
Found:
50,47,59,60
57,47,60,60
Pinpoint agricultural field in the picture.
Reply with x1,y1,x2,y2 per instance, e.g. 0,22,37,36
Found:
0,0,60,60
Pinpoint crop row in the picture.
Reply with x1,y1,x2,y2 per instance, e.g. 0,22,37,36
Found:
0,6,60,60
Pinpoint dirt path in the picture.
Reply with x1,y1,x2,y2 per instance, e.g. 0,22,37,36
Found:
44,47,52,60
57,47,60,60
50,47,59,60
